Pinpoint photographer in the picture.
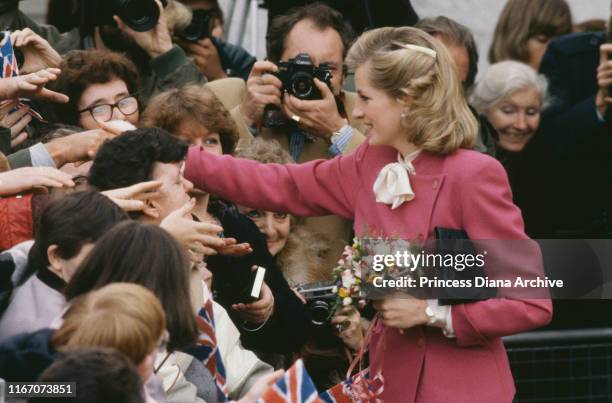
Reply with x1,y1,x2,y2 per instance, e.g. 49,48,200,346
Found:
226,3,365,268
0,0,206,101
176,0,256,81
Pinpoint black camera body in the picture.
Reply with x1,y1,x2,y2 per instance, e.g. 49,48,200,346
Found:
177,9,213,43
275,53,333,100
295,282,337,326
79,0,167,33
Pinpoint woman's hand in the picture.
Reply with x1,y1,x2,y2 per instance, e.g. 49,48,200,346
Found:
10,28,62,74
101,180,162,212
232,269,275,324
596,44,612,117
332,306,363,352
0,166,74,196
373,297,429,330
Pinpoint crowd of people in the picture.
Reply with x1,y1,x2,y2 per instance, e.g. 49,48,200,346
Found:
0,0,610,401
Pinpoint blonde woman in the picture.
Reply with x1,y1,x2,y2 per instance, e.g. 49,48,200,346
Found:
489,0,572,70
183,27,552,402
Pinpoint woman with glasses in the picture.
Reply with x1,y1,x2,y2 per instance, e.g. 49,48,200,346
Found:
48,49,141,130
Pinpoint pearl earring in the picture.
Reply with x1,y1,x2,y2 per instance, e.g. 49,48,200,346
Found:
400,109,408,119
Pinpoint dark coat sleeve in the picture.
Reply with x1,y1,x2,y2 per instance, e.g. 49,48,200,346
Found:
207,206,311,354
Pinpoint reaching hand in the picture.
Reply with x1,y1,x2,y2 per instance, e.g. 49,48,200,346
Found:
0,166,74,196
160,199,226,256
113,0,173,58
234,369,284,403
10,28,62,74
44,128,115,167
0,101,30,149
0,68,69,104
101,180,162,212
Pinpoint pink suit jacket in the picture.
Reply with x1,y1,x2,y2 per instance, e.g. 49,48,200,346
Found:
185,140,553,403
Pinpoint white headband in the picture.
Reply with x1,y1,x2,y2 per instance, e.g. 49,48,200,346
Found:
399,43,437,59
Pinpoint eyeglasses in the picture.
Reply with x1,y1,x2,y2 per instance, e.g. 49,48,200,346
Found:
79,96,138,123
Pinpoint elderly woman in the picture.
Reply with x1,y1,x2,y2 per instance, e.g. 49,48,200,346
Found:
471,61,548,156
183,27,552,402
489,0,572,70
471,61,551,237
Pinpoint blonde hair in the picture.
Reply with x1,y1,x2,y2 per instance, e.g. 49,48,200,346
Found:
53,283,166,365
346,27,477,154
234,137,295,164
488,0,572,64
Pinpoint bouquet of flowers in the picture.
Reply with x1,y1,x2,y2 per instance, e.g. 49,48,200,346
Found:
330,240,368,312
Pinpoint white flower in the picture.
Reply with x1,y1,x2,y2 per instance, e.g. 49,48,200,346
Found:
343,297,353,306
332,286,338,293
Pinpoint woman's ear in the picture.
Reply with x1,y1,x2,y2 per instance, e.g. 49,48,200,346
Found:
47,244,66,280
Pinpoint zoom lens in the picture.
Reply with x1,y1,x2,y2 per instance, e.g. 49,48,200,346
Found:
116,0,160,32
309,300,332,326
290,72,315,100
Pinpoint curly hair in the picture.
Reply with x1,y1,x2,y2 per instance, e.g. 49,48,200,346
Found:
48,50,141,126
141,85,239,155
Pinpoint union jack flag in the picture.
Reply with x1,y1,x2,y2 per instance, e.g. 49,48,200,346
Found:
319,369,383,403
257,359,322,403
191,299,229,402
0,30,47,123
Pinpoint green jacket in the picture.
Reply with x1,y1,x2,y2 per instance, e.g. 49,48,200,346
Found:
0,0,206,101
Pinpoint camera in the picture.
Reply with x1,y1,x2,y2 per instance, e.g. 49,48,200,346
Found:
177,9,213,43
295,282,337,326
275,53,333,100
80,0,168,32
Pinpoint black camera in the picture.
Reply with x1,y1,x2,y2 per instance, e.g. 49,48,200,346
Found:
295,282,337,326
80,0,167,32
178,9,213,43
275,53,333,100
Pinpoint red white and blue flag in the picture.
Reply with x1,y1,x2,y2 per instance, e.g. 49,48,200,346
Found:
192,299,229,402
257,359,322,403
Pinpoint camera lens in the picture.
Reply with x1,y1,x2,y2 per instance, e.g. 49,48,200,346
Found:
179,10,211,42
309,300,332,326
290,72,315,100
116,0,160,32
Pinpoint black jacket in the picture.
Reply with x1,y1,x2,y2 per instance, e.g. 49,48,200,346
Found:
0,328,58,382
207,203,311,354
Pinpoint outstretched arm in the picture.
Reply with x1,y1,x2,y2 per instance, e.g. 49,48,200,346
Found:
184,144,365,219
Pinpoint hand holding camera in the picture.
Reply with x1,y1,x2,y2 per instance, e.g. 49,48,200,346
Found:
282,77,345,140
179,38,226,81
112,0,173,58
9,29,61,75
240,61,283,127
